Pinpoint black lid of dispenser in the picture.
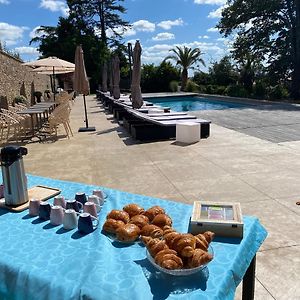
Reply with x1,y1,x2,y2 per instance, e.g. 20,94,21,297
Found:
0,146,28,167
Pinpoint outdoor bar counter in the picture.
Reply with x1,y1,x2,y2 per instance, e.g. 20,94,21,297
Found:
0,174,267,300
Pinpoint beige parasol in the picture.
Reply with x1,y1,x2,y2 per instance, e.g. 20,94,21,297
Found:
112,55,120,99
130,41,143,109
24,57,75,100
24,56,75,68
74,45,95,132
32,66,75,75
101,62,108,92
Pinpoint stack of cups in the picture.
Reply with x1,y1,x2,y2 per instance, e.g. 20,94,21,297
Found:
28,193,101,233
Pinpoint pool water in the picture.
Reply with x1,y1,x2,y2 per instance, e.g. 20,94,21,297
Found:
148,96,246,112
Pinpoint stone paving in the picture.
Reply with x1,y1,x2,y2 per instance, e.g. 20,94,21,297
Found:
21,94,300,300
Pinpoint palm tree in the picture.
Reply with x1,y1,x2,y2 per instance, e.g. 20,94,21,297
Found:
164,46,205,91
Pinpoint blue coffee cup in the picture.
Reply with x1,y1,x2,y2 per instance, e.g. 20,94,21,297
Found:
75,192,87,205
39,202,51,220
78,213,99,234
66,199,83,212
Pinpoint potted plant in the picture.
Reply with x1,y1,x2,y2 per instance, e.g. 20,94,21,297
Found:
44,89,51,99
13,95,28,106
34,91,43,103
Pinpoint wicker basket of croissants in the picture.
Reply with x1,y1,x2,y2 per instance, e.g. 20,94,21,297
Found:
102,203,214,272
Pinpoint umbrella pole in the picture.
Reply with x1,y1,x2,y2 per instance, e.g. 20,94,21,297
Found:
78,94,96,132
53,66,56,102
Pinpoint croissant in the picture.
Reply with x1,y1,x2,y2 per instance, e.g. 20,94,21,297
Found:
152,214,172,228
187,248,213,268
203,231,215,244
123,203,145,217
102,219,125,234
140,224,163,238
107,210,130,224
172,234,196,258
129,214,149,229
194,233,209,251
143,206,165,222
116,223,140,242
154,250,183,270
163,226,181,248
141,236,168,257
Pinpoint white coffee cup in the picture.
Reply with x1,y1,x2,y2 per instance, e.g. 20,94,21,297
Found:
63,209,78,230
92,190,105,205
50,205,64,226
83,202,99,218
88,195,101,213
53,196,66,208
29,198,41,216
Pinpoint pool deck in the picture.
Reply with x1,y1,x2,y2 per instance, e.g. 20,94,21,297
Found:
9,93,300,300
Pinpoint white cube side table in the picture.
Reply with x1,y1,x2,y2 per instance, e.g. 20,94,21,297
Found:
176,122,201,144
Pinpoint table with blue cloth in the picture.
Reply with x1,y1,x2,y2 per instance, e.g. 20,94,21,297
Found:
0,174,267,300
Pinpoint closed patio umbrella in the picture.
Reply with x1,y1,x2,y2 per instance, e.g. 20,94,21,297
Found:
30,81,35,106
130,40,143,109
112,56,120,99
108,59,113,96
74,45,95,132
101,62,108,92
20,81,27,98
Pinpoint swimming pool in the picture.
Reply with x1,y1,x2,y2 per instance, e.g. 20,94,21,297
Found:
147,96,246,112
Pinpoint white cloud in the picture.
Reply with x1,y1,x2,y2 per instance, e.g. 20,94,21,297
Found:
208,6,225,18
40,0,69,16
194,0,226,4
0,0,10,4
142,41,228,67
152,32,175,41
132,20,155,32
29,26,46,39
14,46,39,55
199,35,210,39
106,26,136,39
0,22,28,46
207,27,219,32
123,28,137,37
157,18,184,30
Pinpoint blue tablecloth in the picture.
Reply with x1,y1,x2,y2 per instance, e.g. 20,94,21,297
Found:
0,174,267,300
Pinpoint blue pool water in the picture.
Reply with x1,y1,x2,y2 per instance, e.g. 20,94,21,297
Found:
148,96,246,112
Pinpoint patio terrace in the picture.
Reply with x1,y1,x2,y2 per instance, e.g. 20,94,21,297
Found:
22,94,300,300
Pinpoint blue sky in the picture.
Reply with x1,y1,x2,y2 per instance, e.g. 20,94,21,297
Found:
0,0,230,72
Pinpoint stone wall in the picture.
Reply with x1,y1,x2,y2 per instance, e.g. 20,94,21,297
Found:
0,50,51,105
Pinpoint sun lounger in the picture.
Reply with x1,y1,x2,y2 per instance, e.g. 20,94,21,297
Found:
123,108,210,141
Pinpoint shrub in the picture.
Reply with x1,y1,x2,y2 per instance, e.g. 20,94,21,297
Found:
225,85,249,98
185,80,199,92
253,81,267,99
205,85,219,94
215,86,227,95
169,81,179,92
268,85,289,101
13,95,28,105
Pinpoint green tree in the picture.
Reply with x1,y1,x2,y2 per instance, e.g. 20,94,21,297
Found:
141,62,180,92
164,46,205,91
209,56,238,86
67,0,130,46
30,17,104,91
218,0,300,99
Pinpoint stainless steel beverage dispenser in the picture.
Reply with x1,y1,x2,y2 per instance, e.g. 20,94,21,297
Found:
0,146,28,206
